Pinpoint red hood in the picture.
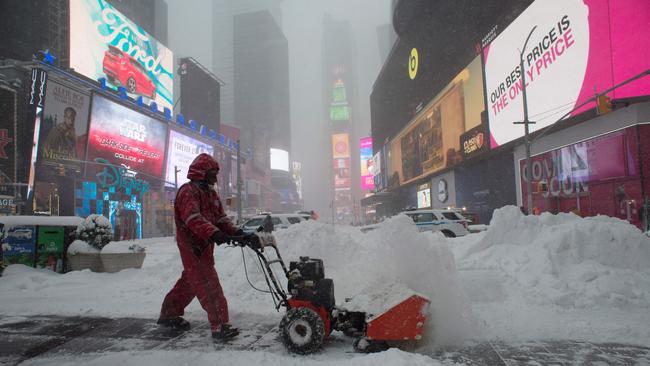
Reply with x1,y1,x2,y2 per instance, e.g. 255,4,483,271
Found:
187,153,220,181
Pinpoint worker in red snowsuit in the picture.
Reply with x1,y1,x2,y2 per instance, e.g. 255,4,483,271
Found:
158,153,255,342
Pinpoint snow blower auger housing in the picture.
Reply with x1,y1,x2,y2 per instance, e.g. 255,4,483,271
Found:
242,215,430,355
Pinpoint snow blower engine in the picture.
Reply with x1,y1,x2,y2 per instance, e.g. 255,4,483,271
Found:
239,215,430,355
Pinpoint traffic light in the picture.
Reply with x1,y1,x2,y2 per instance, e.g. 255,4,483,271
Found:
597,94,612,115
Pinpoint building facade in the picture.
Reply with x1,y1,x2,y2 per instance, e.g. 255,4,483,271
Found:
368,0,650,230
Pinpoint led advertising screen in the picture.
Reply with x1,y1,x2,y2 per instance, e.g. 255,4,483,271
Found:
334,158,351,190
388,57,485,186
87,95,168,179
166,130,214,186
417,185,431,208
484,0,650,148
332,133,350,158
70,0,174,110
270,148,289,172
360,137,374,190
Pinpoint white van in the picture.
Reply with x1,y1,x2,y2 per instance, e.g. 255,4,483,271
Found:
401,209,470,237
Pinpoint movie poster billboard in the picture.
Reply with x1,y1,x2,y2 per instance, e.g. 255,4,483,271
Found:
484,0,650,148
359,137,374,190
166,129,214,187
38,81,91,174
86,95,168,179
70,0,174,110
388,57,485,186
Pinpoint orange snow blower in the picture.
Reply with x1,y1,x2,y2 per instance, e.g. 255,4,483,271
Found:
239,216,430,354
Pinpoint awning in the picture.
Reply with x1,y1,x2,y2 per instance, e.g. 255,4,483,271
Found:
360,191,394,206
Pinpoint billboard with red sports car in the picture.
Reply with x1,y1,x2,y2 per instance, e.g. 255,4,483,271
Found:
86,95,168,179
70,0,174,110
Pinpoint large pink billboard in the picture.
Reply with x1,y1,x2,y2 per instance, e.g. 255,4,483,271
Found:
360,137,374,190
484,0,650,148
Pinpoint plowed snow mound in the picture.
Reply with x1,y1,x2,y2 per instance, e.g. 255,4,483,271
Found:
457,206,650,308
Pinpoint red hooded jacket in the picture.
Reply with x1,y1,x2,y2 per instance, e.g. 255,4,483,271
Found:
175,153,238,251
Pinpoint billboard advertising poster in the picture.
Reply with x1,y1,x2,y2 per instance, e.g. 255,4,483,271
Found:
70,0,174,110
38,81,91,175
484,0,650,148
270,148,289,172
332,133,350,158
417,184,431,208
87,95,168,179
2,226,36,267
460,123,488,160
360,137,374,190
334,158,351,190
389,57,485,187
166,130,215,187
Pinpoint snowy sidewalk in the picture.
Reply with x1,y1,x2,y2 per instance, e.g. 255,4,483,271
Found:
1,314,649,365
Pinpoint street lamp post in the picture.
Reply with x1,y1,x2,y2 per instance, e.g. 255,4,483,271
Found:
514,26,537,214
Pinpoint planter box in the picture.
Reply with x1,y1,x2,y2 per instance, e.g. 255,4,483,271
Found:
100,252,146,273
67,253,103,272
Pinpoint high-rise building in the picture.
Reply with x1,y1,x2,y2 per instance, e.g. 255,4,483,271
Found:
323,15,359,224
211,0,282,125
376,23,397,64
0,0,69,67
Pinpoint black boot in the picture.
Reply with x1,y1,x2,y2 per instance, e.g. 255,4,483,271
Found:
157,316,191,331
212,324,239,342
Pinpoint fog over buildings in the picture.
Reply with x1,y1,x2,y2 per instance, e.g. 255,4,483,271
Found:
167,0,392,221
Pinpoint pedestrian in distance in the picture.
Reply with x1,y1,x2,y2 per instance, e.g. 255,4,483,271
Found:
157,153,259,342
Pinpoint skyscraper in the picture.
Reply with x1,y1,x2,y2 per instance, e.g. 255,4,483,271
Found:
211,0,282,126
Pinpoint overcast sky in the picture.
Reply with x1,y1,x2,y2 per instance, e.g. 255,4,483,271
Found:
167,0,393,220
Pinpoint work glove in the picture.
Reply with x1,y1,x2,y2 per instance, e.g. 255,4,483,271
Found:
243,233,261,249
212,231,230,245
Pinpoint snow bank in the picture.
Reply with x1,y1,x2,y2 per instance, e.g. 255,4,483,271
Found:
102,241,146,253
457,206,650,309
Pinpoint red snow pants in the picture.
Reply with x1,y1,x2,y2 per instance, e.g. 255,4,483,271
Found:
159,242,228,331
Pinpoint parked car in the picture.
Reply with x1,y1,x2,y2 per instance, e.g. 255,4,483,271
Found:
401,209,470,237
103,45,156,99
240,214,305,234
452,210,488,233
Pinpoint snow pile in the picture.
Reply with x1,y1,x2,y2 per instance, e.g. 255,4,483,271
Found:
457,206,650,308
102,241,146,254
67,239,100,255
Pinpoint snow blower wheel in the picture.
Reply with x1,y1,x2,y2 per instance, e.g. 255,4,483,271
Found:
280,307,325,355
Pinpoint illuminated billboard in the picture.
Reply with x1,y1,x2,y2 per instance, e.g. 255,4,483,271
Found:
388,57,485,186
166,130,215,186
37,81,90,174
360,137,374,190
86,95,168,179
333,158,351,190
70,0,174,110
270,148,289,172
332,133,350,158
484,0,650,148
417,183,431,208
